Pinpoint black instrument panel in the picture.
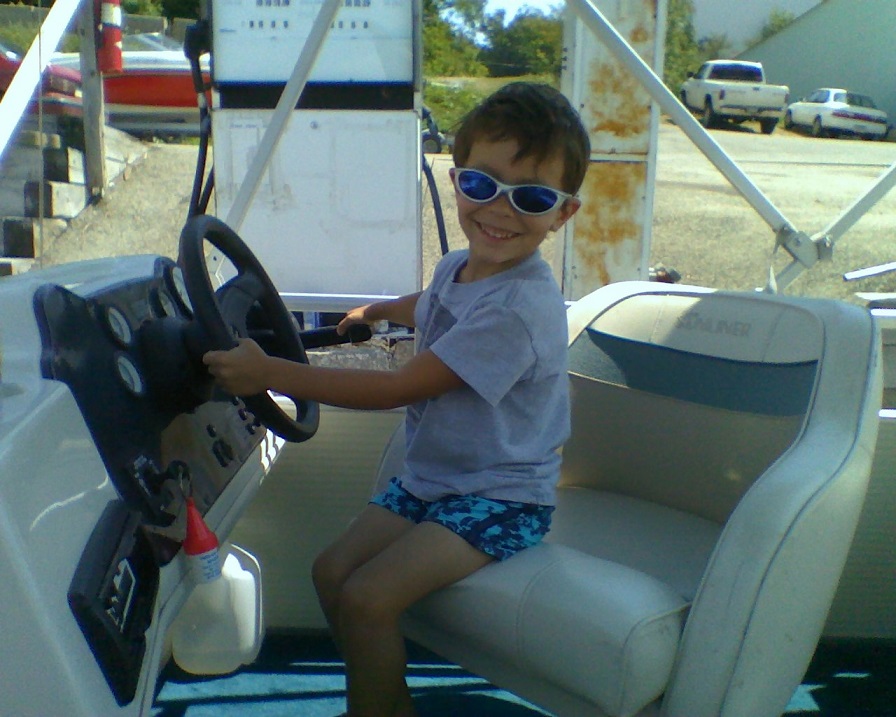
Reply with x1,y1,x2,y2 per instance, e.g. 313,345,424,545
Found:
34,256,265,528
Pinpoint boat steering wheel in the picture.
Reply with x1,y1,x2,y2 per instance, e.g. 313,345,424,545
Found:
178,214,319,443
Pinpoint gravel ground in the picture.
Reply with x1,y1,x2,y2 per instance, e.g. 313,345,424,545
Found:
38,120,896,305
39,141,201,267
651,119,896,303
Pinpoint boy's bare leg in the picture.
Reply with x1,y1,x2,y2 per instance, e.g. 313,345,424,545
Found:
338,520,494,717
313,504,417,653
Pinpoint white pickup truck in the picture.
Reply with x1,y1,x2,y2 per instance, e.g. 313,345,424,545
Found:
679,59,790,134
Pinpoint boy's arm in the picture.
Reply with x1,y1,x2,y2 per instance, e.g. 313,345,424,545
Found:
203,338,463,410
337,291,421,334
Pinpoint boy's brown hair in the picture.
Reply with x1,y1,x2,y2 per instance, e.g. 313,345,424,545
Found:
451,82,591,195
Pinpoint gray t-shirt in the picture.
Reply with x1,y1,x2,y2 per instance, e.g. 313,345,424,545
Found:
399,249,570,506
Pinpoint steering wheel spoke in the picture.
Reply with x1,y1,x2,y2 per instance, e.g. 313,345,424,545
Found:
178,214,319,443
216,272,267,338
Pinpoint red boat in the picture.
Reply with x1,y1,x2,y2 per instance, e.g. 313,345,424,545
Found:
0,38,83,118
52,33,210,136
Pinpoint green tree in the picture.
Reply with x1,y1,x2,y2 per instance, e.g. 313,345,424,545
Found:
663,0,701,92
159,0,201,20
698,33,732,61
438,0,487,42
422,81,485,132
121,0,165,17
423,0,488,76
479,8,562,78
752,9,795,45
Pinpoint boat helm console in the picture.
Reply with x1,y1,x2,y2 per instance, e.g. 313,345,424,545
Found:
0,216,323,715
36,253,273,703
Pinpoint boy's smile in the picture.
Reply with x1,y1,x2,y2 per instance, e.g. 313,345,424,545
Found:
452,139,580,283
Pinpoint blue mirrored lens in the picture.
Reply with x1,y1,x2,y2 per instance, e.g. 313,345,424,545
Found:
458,171,498,201
511,186,560,214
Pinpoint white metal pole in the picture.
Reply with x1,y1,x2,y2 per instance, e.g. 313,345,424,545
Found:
817,160,896,247
0,0,81,164
771,160,896,293
223,0,342,233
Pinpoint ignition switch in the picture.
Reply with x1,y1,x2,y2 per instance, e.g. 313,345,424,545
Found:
125,456,190,526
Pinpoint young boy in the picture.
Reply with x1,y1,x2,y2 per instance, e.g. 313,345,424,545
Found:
202,81,590,717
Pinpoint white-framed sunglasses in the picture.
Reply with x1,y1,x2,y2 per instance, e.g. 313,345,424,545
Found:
451,168,574,216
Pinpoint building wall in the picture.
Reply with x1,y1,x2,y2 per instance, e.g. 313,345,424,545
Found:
738,0,896,128
693,0,821,52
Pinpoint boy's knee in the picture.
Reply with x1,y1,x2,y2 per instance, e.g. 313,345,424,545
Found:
339,574,400,627
311,550,340,596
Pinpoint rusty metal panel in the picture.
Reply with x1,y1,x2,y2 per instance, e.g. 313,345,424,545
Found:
564,160,649,289
566,0,660,155
560,0,665,300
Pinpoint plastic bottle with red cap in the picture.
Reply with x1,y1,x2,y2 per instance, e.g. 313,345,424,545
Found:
182,496,222,583
171,496,261,674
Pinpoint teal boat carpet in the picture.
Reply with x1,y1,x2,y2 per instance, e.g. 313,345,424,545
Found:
153,632,896,716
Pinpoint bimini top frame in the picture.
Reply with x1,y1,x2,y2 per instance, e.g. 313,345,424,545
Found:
566,0,896,294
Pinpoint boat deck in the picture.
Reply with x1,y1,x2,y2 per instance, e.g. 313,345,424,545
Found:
152,632,896,716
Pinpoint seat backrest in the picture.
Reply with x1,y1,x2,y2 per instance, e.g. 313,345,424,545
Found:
564,281,882,717
563,285,822,523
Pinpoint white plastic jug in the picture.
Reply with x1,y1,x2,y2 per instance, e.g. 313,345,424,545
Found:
170,545,263,675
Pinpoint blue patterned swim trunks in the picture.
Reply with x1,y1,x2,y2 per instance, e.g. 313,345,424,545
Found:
371,477,554,561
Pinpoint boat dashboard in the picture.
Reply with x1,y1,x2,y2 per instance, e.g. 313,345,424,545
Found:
0,253,283,716
35,254,265,527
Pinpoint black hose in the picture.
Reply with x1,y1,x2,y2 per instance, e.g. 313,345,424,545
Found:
197,167,215,215
188,110,211,219
184,21,213,220
422,155,449,256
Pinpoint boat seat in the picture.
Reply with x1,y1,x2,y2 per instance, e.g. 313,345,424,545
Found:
374,281,882,717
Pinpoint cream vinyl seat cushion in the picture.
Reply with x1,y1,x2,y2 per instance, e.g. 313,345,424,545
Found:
409,542,686,717
407,487,722,716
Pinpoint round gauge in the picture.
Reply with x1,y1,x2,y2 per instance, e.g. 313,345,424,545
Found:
115,353,146,396
104,305,133,346
167,265,194,316
154,288,178,318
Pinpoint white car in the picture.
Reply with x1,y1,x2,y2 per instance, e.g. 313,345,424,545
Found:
784,87,889,140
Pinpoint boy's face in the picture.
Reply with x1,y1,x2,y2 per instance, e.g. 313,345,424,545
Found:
452,138,580,281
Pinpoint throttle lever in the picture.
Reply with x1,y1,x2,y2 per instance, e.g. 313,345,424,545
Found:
300,323,373,350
